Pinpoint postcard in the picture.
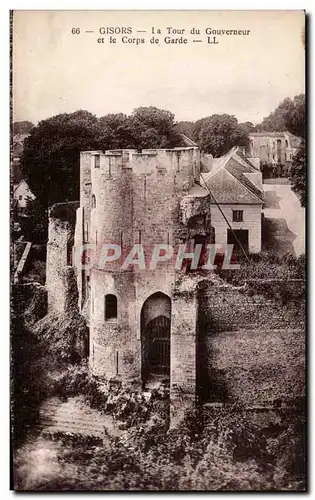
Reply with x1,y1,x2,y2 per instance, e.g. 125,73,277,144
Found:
11,10,306,491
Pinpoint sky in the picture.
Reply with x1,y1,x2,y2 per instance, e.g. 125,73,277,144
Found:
13,10,305,125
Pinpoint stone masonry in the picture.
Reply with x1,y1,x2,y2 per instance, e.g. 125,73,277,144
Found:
45,147,305,418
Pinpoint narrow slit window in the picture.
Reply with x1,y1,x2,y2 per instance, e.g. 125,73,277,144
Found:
92,194,96,209
105,294,117,320
108,157,111,177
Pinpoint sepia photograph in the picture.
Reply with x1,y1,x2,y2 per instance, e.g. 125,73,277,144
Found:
11,10,306,491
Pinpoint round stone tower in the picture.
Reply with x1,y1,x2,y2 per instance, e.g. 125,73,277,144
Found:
75,147,212,392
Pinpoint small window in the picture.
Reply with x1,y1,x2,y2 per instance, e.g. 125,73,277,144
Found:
92,194,96,209
105,294,117,321
18,195,23,200
94,154,100,168
232,210,243,222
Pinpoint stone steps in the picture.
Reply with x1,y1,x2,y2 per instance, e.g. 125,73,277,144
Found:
38,396,121,438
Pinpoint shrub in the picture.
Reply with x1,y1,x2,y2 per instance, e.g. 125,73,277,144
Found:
216,251,305,287
33,311,88,363
23,260,46,285
17,406,304,491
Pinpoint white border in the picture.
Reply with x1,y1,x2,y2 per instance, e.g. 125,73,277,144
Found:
1,2,312,498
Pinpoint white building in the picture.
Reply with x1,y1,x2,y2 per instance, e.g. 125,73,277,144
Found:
202,147,264,254
13,179,35,211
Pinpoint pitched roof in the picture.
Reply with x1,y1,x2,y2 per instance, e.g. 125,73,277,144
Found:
180,134,198,147
201,147,264,204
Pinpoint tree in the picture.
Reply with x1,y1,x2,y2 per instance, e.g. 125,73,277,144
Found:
193,114,249,157
176,121,195,138
238,121,257,135
22,198,48,242
129,106,182,149
289,141,306,207
282,94,305,139
97,113,134,150
21,110,101,208
259,94,305,138
20,106,184,212
13,120,34,135
258,110,286,132
192,117,210,143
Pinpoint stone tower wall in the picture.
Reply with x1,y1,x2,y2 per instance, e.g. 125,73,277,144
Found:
83,147,203,388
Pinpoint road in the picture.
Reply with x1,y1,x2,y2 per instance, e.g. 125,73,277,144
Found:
263,182,305,257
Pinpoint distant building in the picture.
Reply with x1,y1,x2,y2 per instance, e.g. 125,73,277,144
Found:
12,133,36,214
248,131,301,164
202,147,264,254
12,133,29,162
13,179,35,213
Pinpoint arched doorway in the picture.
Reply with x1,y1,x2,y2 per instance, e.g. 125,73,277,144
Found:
141,292,171,386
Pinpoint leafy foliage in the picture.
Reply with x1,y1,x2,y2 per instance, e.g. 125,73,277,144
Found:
129,106,182,149
13,288,305,491
18,197,48,243
259,94,305,139
97,113,134,150
15,404,306,491
20,107,182,210
193,114,249,157
33,311,88,364
21,110,100,208
176,120,195,138
289,142,306,207
238,121,257,135
13,121,34,135
216,251,305,287
260,162,291,180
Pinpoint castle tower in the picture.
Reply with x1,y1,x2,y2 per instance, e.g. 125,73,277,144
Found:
74,147,212,405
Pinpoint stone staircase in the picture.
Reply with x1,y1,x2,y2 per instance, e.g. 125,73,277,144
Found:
39,396,121,439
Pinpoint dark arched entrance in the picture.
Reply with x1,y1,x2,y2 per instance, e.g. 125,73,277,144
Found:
141,292,171,386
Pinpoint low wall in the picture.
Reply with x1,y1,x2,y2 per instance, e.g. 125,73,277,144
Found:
197,279,305,407
46,202,79,314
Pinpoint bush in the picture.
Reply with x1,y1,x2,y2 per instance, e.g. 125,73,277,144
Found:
33,311,88,363
16,406,304,491
216,251,305,287
23,260,46,285
261,161,290,180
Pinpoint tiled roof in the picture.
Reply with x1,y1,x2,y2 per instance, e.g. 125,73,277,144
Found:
224,157,264,202
201,147,264,204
